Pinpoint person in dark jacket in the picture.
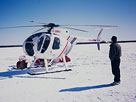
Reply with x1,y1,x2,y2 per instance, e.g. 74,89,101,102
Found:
16,56,27,69
109,36,122,85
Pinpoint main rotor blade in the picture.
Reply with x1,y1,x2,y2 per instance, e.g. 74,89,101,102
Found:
61,25,118,27
30,21,48,25
32,27,46,33
0,25,43,29
60,26,88,32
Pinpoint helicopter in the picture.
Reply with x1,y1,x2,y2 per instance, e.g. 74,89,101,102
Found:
0,22,118,75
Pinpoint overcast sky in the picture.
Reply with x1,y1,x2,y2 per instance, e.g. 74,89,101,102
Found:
0,0,136,45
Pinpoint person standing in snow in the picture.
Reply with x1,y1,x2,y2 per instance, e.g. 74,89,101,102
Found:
109,36,122,85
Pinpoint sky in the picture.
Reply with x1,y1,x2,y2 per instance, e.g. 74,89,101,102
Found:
0,0,136,45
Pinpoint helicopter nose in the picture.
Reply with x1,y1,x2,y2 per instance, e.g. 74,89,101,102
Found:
23,32,43,57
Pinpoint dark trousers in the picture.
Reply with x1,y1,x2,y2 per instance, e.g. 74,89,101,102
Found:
111,58,121,82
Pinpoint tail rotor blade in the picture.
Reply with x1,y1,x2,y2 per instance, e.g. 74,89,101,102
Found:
96,28,103,50
97,42,100,50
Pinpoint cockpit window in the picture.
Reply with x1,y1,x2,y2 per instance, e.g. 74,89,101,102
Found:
26,32,43,41
24,32,43,56
41,35,50,53
25,42,34,56
52,37,60,49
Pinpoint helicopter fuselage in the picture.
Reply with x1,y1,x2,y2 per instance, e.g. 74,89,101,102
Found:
23,29,75,60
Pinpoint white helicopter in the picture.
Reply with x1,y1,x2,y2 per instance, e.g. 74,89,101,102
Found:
0,22,118,75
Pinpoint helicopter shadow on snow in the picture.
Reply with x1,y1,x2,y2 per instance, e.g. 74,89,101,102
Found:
0,69,28,79
0,70,66,80
59,83,116,92
15,75,66,80
0,63,77,80
0,68,66,80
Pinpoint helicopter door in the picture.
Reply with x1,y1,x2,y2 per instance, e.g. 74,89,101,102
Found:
51,36,63,58
37,35,51,53
37,36,44,51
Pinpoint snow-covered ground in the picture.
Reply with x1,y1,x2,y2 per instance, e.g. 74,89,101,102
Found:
0,43,136,102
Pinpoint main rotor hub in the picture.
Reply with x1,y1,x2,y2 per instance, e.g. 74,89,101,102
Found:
44,23,59,33
46,23,59,28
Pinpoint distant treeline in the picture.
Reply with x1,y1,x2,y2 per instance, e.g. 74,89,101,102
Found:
0,45,23,48
0,40,136,48
76,40,136,45
117,40,136,43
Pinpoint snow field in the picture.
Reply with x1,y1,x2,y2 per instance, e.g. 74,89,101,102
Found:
0,43,136,102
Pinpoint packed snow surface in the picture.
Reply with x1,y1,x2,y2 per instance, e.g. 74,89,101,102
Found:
0,43,136,102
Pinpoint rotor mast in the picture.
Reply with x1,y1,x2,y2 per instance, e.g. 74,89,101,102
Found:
46,23,59,33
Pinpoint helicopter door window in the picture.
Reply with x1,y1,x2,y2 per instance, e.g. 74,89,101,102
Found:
37,36,44,51
52,37,60,49
41,35,50,53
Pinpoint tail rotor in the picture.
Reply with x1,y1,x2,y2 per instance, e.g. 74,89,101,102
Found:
97,28,103,50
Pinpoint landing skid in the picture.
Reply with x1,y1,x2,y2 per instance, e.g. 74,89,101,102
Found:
27,69,72,75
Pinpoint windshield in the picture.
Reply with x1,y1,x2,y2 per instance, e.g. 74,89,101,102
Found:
24,32,43,56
